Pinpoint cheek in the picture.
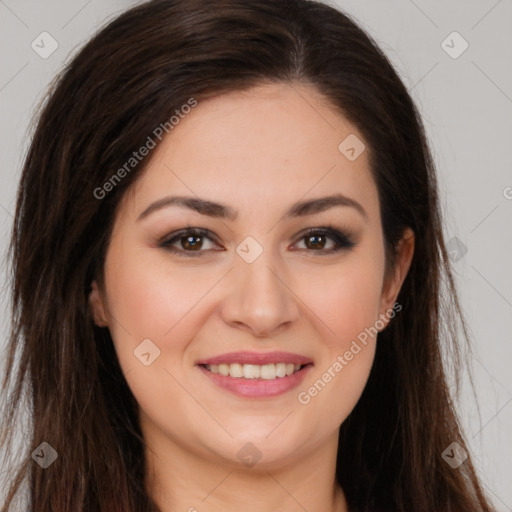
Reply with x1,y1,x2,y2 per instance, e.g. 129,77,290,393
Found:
295,253,384,345
298,341,376,435
295,276,380,434
104,250,220,344
291,252,383,425
102,253,212,440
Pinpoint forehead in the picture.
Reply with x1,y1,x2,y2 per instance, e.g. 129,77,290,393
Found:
123,81,379,223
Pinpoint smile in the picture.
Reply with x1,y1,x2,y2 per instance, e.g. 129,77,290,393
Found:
197,362,314,398
201,362,306,380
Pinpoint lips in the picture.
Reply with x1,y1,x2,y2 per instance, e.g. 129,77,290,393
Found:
196,351,313,366
197,361,313,398
195,351,314,398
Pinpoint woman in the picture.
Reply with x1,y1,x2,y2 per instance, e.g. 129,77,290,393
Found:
0,0,494,510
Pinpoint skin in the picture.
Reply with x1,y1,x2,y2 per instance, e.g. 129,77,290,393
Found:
89,81,414,512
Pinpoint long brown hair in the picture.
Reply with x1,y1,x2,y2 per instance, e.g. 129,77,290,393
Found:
1,0,493,510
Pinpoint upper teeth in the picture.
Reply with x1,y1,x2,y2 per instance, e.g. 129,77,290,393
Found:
206,363,302,379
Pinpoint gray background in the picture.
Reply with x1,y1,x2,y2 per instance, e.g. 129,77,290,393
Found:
0,0,511,509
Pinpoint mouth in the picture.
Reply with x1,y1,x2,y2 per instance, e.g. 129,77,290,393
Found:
198,362,312,380
195,352,314,398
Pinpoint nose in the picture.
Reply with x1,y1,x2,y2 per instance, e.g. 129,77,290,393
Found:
219,248,300,338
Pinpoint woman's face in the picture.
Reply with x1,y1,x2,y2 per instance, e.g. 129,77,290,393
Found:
90,81,413,469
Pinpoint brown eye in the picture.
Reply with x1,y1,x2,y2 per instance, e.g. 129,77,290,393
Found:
304,233,328,250
181,234,204,251
160,228,220,256
294,227,356,253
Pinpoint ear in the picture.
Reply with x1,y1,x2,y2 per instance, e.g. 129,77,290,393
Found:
378,227,415,329
89,280,109,327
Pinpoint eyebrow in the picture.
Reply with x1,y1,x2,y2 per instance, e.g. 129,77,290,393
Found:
137,193,368,222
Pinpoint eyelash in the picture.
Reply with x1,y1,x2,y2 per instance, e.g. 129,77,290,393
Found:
159,226,356,257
